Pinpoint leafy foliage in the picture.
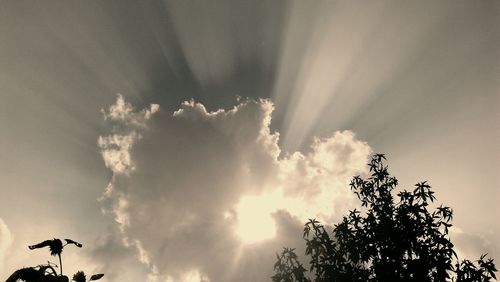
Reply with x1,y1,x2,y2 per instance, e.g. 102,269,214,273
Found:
72,271,103,282
273,248,310,282
272,154,497,282
90,274,105,281
73,271,87,282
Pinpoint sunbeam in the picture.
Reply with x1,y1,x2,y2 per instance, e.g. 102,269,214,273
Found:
0,1,498,281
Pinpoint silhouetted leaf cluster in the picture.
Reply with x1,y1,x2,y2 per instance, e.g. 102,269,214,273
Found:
272,154,497,282
273,247,310,282
73,271,87,282
72,271,104,282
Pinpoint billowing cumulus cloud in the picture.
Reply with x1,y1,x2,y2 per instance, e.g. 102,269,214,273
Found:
0,218,13,274
98,96,372,281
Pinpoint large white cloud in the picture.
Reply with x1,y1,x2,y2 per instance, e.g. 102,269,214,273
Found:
97,96,372,281
0,218,13,274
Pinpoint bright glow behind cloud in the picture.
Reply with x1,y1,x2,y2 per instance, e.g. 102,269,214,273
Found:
98,96,371,281
235,192,279,244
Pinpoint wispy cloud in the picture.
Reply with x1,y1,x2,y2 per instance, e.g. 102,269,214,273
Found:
0,218,13,274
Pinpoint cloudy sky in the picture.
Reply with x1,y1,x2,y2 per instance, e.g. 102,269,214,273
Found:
0,1,498,281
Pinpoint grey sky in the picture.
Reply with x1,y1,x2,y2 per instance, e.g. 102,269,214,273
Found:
0,1,498,281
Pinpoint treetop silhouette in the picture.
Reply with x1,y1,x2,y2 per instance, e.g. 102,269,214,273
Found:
272,154,497,282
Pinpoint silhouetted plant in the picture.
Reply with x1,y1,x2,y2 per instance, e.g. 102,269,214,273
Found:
71,271,104,282
6,238,103,282
73,271,87,282
272,154,497,282
29,238,82,276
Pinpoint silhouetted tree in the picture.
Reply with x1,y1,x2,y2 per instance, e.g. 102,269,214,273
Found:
272,154,497,282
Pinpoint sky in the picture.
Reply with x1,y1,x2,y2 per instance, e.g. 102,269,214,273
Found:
0,1,499,281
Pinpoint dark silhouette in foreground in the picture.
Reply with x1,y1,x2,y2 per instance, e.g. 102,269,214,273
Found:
6,238,103,282
273,154,497,282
